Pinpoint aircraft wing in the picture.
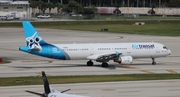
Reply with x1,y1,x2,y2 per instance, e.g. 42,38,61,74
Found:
86,52,121,61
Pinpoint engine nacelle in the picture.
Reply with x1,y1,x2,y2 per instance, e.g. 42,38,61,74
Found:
114,56,133,65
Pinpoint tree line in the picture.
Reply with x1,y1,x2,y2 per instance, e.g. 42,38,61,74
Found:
29,0,97,15
29,0,180,15
29,0,180,8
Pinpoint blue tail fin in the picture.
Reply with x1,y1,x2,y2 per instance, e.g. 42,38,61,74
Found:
22,21,47,50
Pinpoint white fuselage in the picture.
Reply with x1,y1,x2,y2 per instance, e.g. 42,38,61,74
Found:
54,42,171,60
21,21,171,66
48,93,89,97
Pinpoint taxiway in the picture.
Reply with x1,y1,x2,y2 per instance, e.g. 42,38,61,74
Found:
0,28,179,77
0,80,180,97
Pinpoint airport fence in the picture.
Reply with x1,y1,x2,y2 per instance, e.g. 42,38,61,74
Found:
50,14,180,21
1,14,180,21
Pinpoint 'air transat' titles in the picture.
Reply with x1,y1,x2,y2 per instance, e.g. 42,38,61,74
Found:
132,44,155,49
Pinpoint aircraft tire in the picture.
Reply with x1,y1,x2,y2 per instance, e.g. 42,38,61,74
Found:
102,62,108,67
152,62,156,65
87,61,93,66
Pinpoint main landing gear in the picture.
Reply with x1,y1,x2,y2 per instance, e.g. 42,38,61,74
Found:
87,60,93,66
86,60,109,67
102,62,109,67
152,58,156,65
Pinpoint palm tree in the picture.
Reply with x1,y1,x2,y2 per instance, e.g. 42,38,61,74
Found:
38,0,48,13
29,1,38,15
47,2,55,13
38,0,43,13
56,3,64,14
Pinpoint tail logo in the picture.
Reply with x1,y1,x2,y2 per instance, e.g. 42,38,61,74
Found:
26,31,42,50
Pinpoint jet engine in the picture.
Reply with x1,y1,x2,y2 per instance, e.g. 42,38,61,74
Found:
114,56,133,64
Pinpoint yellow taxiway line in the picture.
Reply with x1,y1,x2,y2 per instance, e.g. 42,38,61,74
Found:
167,69,177,74
36,72,50,76
139,70,154,74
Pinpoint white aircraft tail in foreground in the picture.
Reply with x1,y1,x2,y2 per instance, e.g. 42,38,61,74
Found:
26,71,89,97
19,21,171,67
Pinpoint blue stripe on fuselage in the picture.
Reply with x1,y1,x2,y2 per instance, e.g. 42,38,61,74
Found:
19,44,66,60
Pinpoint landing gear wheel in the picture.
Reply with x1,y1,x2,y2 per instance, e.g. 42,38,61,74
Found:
102,62,109,67
152,58,156,65
87,60,93,66
152,62,156,65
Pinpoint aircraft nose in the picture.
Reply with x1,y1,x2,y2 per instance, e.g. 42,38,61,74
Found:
168,49,171,55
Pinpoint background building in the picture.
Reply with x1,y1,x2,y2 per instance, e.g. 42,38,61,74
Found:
0,0,31,19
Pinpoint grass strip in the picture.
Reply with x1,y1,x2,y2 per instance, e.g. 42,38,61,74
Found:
0,60,11,64
0,20,180,36
0,74,180,86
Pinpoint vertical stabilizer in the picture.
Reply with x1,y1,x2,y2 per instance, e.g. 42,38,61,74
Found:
42,71,51,96
22,21,47,50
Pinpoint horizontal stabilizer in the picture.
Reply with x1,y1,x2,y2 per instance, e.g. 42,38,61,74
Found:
28,48,41,52
25,90,44,97
61,89,71,93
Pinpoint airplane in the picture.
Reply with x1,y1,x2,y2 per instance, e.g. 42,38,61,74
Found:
19,21,171,67
26,71,89,97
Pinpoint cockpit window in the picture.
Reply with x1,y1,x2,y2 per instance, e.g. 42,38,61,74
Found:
163,46,168,50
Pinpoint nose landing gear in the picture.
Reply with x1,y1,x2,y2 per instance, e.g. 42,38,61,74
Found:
152,58,156,65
